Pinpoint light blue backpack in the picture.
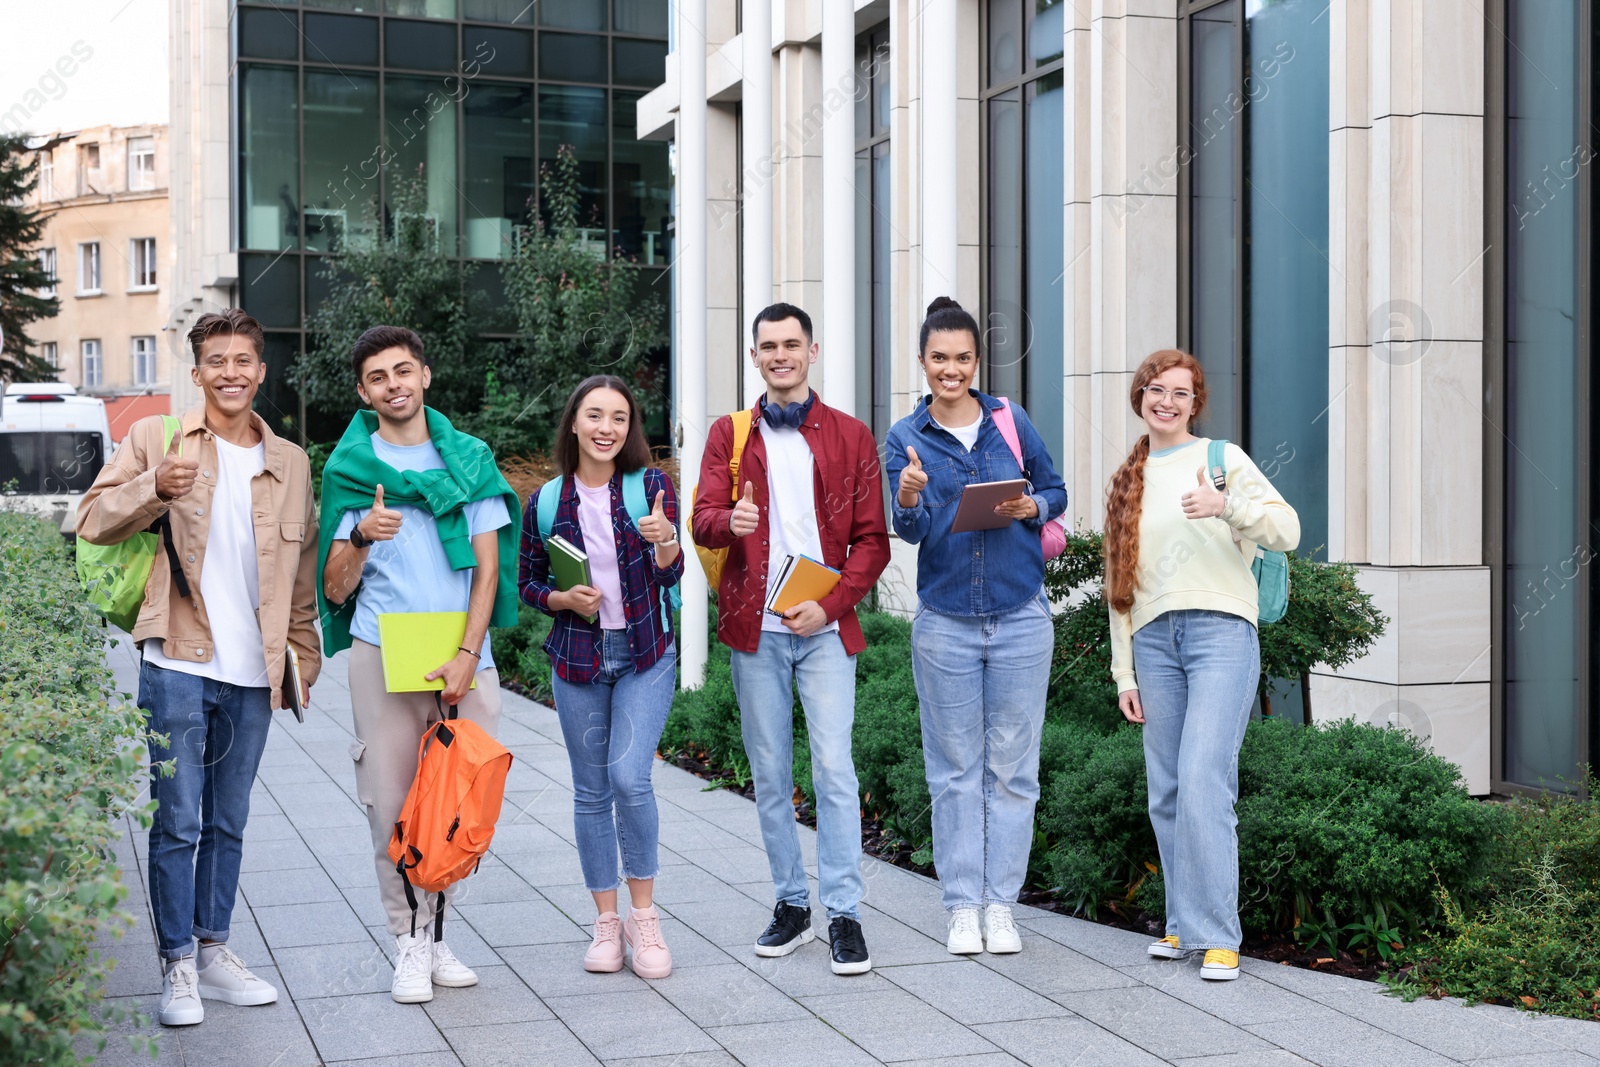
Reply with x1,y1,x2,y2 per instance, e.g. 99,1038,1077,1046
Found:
1206,439,1289,625
534,469,680,631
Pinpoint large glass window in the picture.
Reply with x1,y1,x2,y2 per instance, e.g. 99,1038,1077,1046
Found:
240,65,299,251
612,92,670,265
385,76,460,250
1182,0,1329,556
303,71,381,252
464,83,534,257
539,85,608,235
855,26,891,444
983,0,1065,462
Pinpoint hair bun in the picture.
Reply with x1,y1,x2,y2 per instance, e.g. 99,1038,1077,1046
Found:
926,296,963,317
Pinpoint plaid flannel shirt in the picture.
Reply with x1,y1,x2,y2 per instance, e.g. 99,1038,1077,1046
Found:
517,467,682,684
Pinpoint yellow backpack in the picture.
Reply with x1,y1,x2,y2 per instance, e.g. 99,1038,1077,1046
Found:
685,409,753,591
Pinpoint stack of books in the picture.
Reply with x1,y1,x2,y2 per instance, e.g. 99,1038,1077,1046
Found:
764,554,842,617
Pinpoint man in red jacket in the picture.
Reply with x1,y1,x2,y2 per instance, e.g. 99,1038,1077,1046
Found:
693,302,890,975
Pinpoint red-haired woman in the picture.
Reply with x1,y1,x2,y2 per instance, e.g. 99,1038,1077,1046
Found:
1103,350,1299,981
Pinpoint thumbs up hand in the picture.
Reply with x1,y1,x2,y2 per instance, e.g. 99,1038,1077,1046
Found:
637,487,676,544
155,428,199,503
1181,465,1227,521
730,480,760,537
897,446,928,507
357,482,404,543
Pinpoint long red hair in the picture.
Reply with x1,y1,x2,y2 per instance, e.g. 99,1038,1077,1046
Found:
1104,350,1209,613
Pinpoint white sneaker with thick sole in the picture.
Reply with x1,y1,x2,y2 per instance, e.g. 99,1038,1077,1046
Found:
195,945,279,1006
159,957,205,1026
983,905,1022,954
946,908,983,955
391,933,434,1003
430,938,478,988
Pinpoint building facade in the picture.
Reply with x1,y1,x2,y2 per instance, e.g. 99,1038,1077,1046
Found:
169,0,672,435
25,124,174,436
650,0,1589,798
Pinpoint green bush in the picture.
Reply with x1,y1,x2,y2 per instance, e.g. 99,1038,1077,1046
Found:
0,513,152,1065
494,603,556,703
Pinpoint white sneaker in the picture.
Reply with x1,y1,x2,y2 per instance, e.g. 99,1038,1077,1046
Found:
195,945,278,1006
159,957,204,1026
430,937,478,988
391,933,434,1003
983,905,1022,954
946,908,983,955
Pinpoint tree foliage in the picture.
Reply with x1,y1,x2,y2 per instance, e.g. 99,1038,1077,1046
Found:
0,136,60,384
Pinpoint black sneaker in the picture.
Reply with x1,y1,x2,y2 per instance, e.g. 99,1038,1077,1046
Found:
828,917,872,975
754,902,815,957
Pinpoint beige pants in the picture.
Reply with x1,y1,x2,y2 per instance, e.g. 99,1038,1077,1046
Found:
347,639,502,939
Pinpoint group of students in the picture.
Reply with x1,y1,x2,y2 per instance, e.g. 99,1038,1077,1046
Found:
76,295,1296,1029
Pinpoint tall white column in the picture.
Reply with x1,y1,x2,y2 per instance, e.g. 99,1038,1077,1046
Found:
740,0,772,407
920,0,959,307
677,0,710,688
820,0,856,415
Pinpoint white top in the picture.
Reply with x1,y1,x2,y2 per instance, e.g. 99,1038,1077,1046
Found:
145,436,269,687
575,477,627,629
761,425,839,635
935,413,982,452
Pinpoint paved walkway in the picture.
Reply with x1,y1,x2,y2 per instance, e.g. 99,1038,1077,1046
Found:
87,639,1600,1067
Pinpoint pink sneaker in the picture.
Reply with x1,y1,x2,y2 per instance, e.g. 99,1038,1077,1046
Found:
624,906,673,979
584,912,624,973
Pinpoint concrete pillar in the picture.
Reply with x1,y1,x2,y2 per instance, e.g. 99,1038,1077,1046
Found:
677,0,710,688
741,0,773,407
919,0,959,307
820,0,856,415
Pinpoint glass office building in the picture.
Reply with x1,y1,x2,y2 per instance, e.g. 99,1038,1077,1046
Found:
229,0,671,435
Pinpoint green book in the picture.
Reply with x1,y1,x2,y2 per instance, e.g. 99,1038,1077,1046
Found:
547,534,597,623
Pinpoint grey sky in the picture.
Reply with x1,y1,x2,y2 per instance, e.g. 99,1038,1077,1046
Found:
0,0,169,136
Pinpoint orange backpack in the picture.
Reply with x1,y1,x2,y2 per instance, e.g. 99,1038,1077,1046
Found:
387,706,513,936
685,408,753,591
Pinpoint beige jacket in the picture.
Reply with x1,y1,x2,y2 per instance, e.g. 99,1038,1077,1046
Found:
77,407,322,709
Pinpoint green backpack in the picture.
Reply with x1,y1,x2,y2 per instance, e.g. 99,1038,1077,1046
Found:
1206,439,1289,625
77,416,192,633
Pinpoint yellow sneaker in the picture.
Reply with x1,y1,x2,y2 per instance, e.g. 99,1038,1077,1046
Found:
1147,934,1183,959
1201,949,1240,981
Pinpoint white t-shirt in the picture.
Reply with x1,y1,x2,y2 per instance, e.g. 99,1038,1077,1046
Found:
574,477,627,629
761,426,839,636
145,436,270,687
936,414,983,452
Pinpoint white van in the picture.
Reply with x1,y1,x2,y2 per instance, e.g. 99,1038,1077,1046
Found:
0,383,114,536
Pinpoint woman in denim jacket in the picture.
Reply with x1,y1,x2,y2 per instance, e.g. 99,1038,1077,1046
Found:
884,297,1068,958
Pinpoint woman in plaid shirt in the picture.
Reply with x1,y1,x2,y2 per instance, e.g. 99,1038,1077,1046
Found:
518,375,683,979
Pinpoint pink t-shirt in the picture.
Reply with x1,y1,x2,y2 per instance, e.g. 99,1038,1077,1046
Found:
574,478,627,629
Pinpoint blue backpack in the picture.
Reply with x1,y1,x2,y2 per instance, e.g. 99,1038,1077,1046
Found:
1206,439,1290,625
534,469,680,631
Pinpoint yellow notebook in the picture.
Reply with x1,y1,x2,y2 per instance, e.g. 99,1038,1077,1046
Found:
376,612,479,693
765,555,842,618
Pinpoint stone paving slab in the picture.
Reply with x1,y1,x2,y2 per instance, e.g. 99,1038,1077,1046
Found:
87,639,1600,1065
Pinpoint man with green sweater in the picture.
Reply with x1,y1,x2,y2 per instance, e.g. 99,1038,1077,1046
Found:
318,325,520,1005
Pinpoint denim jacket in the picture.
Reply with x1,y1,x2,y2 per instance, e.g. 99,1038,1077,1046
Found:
885,392,1067,617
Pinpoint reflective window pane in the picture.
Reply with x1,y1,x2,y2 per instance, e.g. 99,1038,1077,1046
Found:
1025,70,1064,460
239,252,300,327
612,92,670,265
1028,0,1065,70
303,71,381,251
540,31,606,82
385,75,460,251
614,0,667,37
254,332,303,438
385,0,455,17
986,89,1023,402
466,26,534,78
240,65,299,251
1188,0,1239,437
464,84,533,258
613,38,666,86
542,0,605,30
988,0,1022,85
461,0,535,24
303,13,379,66
539,85,608,233
304,0,378,11
385,19,456,70
238,8,298,61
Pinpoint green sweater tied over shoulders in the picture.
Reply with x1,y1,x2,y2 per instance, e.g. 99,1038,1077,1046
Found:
316,407,523,656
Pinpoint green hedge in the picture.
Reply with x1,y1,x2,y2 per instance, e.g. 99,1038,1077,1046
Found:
0,513,151,1065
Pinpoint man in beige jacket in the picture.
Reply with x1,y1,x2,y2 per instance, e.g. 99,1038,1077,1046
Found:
78,309,321,1028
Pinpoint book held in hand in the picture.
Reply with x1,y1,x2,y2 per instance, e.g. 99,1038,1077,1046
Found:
376,612,480,694
547,534,598,624
765,554,842,618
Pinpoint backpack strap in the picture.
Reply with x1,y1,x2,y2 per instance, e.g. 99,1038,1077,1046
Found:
991,398,1025,472
620,468,675,633
155,416,193,600
1207,439,1228,491
729,409,753,499
535,476,563,543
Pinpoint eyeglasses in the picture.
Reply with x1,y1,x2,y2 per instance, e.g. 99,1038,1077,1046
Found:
1142,385,1195,403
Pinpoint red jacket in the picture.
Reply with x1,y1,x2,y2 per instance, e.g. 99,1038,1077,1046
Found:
693,396,890,655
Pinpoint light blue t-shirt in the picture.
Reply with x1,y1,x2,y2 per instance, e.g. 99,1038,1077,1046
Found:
333,433,511,670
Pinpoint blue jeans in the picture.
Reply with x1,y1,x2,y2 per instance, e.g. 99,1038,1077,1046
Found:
911,596,1053,911
1133,609,1259,952
550,630,677,892
139,660,274,960
730,630,862,920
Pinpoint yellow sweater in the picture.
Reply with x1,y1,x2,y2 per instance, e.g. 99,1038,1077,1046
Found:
1108,438,1300,693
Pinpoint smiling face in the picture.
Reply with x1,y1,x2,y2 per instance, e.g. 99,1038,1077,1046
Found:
355,346,431,427
572,386,631,468
750,316,818,402
920,328,978,402
1139,365,1197,436
192,333,267,420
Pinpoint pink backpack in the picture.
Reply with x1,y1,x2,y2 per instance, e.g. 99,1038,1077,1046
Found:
991,398,1069,561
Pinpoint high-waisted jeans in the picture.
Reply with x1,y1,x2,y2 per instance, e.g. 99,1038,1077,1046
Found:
1133,608,1260,951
